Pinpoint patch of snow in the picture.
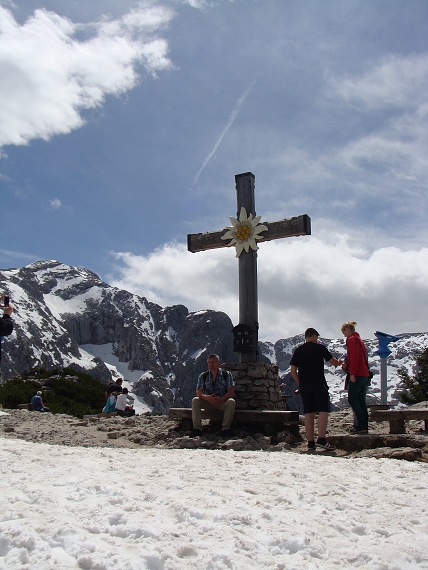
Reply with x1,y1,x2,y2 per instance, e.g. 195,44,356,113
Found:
0,440,427,568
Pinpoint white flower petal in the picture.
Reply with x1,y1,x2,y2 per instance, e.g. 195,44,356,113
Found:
253,224,268,236
235,242,244,257
238,207,248,223
248,237,258,251
251,215,262,226
229,217,239,227
221,229,235,240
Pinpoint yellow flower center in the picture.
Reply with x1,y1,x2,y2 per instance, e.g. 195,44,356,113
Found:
235,223,252,241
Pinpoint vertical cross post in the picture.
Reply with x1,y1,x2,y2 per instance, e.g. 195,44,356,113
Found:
236,173,258,363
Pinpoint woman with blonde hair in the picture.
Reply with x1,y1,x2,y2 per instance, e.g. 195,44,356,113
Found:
341,321,370,433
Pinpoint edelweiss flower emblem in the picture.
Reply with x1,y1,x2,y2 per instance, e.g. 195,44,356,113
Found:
221,207,268,257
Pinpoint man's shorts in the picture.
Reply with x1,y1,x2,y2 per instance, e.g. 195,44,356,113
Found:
300,384,330,414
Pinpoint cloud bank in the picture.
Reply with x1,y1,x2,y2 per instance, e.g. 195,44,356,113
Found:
0,3,173,147
109,237,428,342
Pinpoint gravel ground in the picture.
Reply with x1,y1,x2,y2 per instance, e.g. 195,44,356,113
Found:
1,407,427,461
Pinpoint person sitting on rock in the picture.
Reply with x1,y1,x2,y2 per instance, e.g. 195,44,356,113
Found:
102,392,118,413
115,387,135,416
31,391,50,412
105,378,123,398
191,353,235,438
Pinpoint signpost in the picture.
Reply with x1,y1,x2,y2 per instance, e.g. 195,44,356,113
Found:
374,330,400,405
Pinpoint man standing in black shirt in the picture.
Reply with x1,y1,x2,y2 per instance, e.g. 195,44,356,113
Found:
0,295,13,337
290,328,342,451
0,295,14,371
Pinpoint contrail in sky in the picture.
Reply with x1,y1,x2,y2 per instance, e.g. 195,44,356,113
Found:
193,81,256,186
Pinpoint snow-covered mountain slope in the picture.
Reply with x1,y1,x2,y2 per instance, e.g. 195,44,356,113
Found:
0,260,237,412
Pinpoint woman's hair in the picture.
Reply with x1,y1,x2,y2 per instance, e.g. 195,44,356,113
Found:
341,321,357,332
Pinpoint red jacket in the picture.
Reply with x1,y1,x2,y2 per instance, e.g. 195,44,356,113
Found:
346,332,369,376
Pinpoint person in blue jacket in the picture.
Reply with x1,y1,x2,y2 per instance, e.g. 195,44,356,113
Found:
31,391,50,412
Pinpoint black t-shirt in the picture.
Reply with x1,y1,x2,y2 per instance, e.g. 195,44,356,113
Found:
0,315,13,337
107,382,122,394
290,342,333,387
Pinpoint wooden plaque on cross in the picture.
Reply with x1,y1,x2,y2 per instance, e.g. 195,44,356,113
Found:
187,172,311,363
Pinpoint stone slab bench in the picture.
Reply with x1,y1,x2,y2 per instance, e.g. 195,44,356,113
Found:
168,408,299,430
369,408,428,434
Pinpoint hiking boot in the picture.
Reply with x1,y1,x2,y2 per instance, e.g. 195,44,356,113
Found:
307,440,316,450
220,428,233,438
190,428,203,437
316,438,336,451
349,427,368,434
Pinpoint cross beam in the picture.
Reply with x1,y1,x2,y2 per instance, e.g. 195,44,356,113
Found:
187,172,311,362
188,215,311,253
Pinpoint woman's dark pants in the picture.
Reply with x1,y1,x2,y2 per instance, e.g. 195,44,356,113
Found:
347,376,369,431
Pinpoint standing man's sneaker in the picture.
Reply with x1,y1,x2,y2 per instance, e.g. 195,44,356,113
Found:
190,428,203,437
349,427,368,434
307,440,316,450
316,438,336,451
220,428,233,438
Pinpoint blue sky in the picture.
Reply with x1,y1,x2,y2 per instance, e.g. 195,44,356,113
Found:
1,0,428,341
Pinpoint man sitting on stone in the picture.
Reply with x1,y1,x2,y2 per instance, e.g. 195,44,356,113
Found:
191,353,235,437
31,391,50,412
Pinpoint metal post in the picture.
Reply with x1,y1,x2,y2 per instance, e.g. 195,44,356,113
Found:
379,357,388,405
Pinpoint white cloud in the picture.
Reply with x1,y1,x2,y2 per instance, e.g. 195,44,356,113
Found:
332,54,428,110
179,0,213,8
0,4,173,147
0,0,16,9
49,198,62,209
108,237,428,342
0,248,38,264
265,55,428,221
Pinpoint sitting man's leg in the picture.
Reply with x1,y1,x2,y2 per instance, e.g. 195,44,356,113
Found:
191,397,203,429
222,398,235,430
191,397,204,435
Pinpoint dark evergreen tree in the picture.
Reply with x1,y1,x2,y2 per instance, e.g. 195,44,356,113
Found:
0,368,106,417
399,348,428,404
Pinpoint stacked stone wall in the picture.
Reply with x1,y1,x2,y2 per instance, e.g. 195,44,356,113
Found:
223,361,281,410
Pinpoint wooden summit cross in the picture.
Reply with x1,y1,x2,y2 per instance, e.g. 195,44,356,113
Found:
188,172,311,363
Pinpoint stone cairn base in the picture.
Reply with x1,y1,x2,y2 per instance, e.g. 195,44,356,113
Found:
223,361,282,410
